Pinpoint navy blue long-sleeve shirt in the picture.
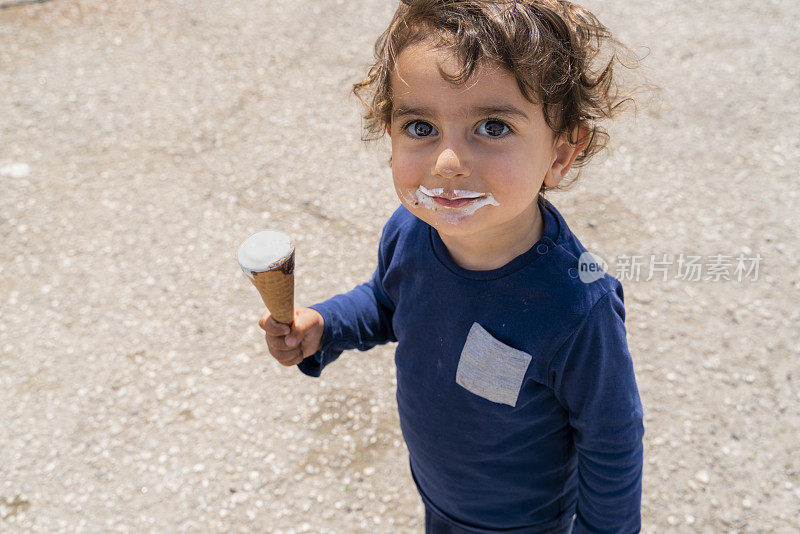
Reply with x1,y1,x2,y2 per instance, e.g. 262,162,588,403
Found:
299,197,644,533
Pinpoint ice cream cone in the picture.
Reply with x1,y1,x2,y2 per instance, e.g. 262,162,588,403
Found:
237,231,295,325
249,253,295,324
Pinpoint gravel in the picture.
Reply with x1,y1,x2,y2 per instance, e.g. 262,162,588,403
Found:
1,0,798,531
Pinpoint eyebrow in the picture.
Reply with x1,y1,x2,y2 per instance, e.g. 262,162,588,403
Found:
391,106,431,121
391,104,530,121
473,105,530,121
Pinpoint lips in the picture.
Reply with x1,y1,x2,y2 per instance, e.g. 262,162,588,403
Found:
410,185,501,222
418,185,487,208
433,196,478,208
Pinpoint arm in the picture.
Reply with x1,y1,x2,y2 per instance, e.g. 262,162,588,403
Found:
550,286,644,533
298,264,397,377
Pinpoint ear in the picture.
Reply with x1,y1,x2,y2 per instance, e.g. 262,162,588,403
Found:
544,126,590,187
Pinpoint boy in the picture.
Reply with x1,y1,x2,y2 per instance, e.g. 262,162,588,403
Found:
260,1,644,532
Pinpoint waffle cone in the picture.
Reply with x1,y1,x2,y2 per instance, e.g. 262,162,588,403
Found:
250,269,295,324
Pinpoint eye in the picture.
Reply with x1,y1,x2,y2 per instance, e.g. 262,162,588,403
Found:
405,120,438,138
477,119,510,138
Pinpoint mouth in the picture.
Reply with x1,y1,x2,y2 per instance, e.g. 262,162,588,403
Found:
418,185,487,208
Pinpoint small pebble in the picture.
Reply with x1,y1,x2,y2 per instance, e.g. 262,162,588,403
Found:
0,163,30,179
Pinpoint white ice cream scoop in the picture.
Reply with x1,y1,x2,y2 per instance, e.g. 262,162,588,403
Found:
237,230,295,324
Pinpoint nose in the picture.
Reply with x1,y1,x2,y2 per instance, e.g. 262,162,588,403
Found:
433,147,470,179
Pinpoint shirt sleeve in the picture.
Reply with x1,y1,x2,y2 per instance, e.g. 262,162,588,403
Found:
297,235,397,378
549,284,644,533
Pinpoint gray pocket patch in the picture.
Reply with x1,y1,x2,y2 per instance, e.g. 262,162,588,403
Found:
455,323,532,407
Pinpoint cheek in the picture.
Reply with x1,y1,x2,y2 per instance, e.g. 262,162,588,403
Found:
390,161,418,204
391,168,426,210
395,187,421,209
490,152,549,190
391,155,421,188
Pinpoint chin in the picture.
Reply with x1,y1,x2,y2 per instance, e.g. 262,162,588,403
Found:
427,213,485,234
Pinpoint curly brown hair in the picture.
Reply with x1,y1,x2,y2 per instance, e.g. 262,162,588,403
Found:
353,0,641,191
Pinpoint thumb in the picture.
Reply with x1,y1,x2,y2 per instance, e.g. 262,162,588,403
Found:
285,309,321,350
284,312,309,348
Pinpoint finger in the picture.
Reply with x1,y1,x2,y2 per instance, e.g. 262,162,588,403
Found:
278,356,302,367
258,310,270,330
284,334,299,348
282,354,305,367
265,332,293,352
261,314,291,336
285,310,318,347
284,323,302,348
273,348,303,366
266,335,300,357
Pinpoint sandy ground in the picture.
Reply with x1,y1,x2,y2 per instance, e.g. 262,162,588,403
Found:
1,0,799,532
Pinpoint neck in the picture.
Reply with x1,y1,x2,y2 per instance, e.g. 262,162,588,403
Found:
439,202,544,271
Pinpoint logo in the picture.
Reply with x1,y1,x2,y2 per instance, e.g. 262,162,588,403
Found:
578,251,609,283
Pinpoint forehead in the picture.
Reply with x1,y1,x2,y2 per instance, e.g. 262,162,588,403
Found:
390,39,530,110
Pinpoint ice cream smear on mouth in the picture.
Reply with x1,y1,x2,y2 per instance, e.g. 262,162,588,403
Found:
418,185,487,200
236,230,294,280
414,185,500,220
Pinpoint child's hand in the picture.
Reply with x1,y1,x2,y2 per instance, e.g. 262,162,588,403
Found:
259,307,324,367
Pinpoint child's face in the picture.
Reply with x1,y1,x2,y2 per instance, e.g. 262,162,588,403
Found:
388,39,579,250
